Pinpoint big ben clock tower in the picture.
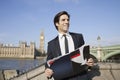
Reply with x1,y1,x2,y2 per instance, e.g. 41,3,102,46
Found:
39,30,45,54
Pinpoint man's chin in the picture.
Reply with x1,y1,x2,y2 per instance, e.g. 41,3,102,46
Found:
63,30,68,33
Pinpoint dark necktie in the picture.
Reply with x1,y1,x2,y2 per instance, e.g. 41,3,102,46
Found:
63,35,69,54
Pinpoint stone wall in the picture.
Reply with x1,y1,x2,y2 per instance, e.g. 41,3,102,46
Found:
10,63,120,80
4,70,18,80
88,63,120,80
0,70,4,80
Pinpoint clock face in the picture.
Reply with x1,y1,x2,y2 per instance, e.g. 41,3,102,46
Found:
40,36,44,39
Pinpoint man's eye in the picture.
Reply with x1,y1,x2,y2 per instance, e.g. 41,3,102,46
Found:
62,19,69,21
62,19,65,21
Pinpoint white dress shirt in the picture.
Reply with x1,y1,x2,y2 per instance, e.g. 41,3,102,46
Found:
58,32,75,56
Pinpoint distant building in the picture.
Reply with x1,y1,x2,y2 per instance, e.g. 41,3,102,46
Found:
0,41,35,58
39,30,45,54
0,31,45,58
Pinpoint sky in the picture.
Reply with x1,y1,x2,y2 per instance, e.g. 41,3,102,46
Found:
0,0,120,50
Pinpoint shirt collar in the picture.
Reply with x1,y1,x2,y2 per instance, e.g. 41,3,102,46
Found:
58,32,70,39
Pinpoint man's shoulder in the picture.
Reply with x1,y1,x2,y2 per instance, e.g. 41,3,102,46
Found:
48,36,58,44
69,32,83,36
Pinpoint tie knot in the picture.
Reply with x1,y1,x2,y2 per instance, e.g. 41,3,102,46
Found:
63,34,66,37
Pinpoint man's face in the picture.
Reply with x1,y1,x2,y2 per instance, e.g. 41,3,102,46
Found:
56,14,69,34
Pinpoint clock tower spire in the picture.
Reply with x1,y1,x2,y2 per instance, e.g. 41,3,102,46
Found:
39,30,45,54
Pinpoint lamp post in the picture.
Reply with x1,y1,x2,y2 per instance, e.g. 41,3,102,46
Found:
97,36,102,61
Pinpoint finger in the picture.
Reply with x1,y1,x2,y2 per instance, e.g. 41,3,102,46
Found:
88,58,94,62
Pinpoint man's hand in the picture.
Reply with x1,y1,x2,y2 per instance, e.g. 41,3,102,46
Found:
45,68,54,78
86,58,94,66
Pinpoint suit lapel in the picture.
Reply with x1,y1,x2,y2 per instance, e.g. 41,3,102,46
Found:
70,33,78,49
54,36,62,56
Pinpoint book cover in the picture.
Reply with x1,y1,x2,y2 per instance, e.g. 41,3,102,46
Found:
47,45,90,80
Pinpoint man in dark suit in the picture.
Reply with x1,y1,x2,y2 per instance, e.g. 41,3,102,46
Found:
45,11,94,80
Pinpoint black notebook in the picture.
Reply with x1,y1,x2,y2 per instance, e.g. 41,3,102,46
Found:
47,45,90,80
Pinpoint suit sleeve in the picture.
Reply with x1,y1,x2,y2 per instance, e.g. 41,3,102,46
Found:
45,42,54,68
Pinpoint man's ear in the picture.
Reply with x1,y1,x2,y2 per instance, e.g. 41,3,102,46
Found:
56,23,59,26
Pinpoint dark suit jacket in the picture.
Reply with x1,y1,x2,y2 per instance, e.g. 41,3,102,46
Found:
45,32,88,80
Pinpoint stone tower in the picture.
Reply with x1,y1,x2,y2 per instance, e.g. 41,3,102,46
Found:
97,36,102,61
39,30,45,54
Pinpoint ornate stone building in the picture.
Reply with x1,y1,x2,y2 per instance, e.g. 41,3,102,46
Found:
0,31,45,58
0,41,35,58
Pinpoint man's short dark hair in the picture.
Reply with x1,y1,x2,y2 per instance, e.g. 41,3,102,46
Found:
54,11,70,30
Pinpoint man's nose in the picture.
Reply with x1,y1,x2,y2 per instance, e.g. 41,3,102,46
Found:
65,20,69,23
